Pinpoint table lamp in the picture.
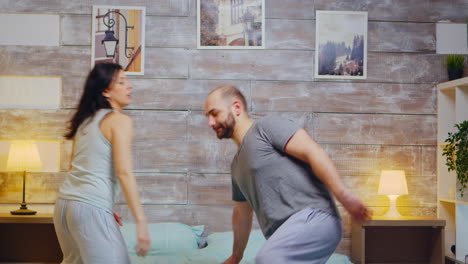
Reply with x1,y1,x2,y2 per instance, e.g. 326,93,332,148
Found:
378,170,408,217
6,140,42,215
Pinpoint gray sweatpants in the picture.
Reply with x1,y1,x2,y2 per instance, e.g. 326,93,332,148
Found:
53,198,131,264
255,207,342,264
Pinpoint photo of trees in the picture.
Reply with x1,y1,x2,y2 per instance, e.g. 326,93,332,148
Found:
315,11,367,79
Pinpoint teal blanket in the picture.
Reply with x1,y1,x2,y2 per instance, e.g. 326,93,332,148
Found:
128,230,352,264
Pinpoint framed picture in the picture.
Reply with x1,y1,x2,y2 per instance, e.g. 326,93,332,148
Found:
315,11,368,79
91,5,146,75
197,0,265,49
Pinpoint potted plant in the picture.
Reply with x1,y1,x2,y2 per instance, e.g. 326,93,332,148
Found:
442,120,468,197
445,54,465,80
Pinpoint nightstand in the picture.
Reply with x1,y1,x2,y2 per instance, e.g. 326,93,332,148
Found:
351,216,445,264
0,213,63,263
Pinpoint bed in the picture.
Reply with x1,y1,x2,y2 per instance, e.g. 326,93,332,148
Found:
121,223,351,264
120,222,353,264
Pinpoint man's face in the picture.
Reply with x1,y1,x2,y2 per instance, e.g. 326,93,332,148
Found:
204,93,236,139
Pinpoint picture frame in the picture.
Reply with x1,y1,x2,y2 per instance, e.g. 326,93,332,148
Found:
315,10,368,79
197,0,265,49
91,5,146,75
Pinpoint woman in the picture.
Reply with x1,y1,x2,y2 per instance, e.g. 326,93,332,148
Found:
54,63,150,263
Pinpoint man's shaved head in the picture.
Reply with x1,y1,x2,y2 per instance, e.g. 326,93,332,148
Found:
208,85,248,111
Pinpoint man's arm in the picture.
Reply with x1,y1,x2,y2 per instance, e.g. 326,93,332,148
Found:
284,129,371,222
223,201,254,264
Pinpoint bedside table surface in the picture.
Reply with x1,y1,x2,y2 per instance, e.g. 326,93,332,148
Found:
363,216,446,227
0,213,54,224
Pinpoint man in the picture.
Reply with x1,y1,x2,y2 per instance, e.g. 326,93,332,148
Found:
204,85,371,264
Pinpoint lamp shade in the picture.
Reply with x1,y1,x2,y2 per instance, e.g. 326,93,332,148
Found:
6,141,42,171
378,170,408,196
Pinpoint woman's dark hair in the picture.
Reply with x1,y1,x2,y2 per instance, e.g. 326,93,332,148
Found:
64,63,122,139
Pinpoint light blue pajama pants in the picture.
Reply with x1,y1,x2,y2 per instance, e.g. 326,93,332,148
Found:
53,198,131,264
255,207,342,264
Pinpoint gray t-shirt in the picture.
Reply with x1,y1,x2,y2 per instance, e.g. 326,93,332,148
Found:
231,116,340,238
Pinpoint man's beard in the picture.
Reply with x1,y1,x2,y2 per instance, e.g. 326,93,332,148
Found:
214,113,236,139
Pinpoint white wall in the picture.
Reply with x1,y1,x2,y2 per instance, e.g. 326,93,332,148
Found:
0,14,60,46
437,23,468,54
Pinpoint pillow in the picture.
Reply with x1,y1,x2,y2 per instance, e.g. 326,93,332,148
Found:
120,222,204,254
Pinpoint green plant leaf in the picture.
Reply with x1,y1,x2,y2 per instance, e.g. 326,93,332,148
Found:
445,54,465,70
442,120,468,197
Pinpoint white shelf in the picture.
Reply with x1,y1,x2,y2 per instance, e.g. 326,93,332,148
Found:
437,76,468,91
440,199,468,206
437,77,468,262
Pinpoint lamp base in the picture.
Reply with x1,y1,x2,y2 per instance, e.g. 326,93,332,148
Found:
383,207,402,218
11,203,36,215
383,195,403,218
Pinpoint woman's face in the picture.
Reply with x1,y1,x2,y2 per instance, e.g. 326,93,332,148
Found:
102,70,133,110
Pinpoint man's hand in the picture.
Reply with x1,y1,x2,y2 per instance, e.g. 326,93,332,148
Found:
113,211,123,226
221,202,252,264
222,254,242,264
340,190,371,223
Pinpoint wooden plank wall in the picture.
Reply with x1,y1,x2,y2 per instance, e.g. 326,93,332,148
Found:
1,0,467,255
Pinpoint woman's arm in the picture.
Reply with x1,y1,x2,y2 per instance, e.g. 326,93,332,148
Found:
102,112,151,256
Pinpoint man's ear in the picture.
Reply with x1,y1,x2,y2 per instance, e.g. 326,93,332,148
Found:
232,100,242,116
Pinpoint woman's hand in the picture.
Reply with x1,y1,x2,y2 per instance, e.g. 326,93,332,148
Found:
135,223,151,257
113,211,123,226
